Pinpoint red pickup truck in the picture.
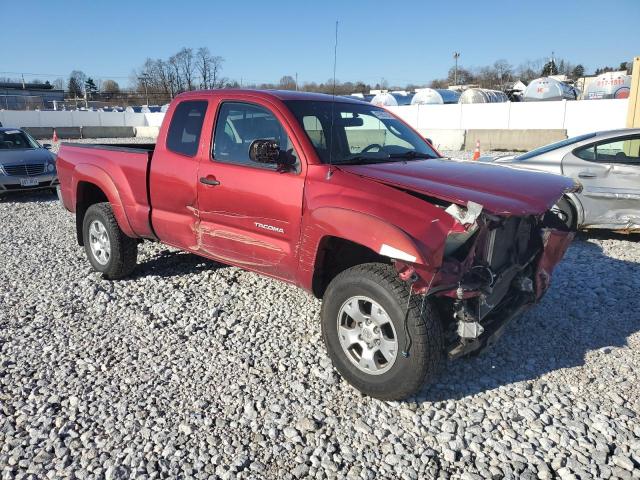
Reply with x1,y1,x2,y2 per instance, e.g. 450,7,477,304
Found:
57,90,578,400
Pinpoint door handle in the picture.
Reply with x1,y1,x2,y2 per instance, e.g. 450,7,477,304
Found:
199,176,220,186
578,172,596,179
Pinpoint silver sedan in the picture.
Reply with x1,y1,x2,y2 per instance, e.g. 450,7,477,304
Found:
482,128,640,232
0,128,58,196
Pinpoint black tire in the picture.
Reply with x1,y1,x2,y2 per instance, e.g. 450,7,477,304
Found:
321,263,444,400
82,202,138,279
552,197,576,230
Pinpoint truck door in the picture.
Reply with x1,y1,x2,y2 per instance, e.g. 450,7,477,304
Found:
149,99,208,249
195,100,306,281
564,134,640,228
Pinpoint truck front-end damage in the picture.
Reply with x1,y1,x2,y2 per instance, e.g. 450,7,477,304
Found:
394,201,574,358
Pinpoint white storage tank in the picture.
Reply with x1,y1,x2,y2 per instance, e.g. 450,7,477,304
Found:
584,72,631,100
390,91,414,105
370,92,398,107
411,88,460,105
458,88,508,104
523,77,577,101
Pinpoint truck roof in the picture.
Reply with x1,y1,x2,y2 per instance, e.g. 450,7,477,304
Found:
175,89,369,104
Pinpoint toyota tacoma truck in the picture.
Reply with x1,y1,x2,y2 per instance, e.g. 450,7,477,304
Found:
57,90,579,400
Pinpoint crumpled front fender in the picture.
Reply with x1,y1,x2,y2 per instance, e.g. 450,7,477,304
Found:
535,228,575,299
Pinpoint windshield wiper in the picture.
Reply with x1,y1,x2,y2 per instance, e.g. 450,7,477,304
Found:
334,156,393,165
386,151,435,160
334,151,435,165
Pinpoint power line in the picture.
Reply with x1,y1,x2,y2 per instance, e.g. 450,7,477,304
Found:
0,71,132,79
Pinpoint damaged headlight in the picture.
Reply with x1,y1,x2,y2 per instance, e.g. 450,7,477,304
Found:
444,227,478,256
443,201,483,256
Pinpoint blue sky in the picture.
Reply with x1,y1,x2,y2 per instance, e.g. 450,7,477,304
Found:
2,0,639,87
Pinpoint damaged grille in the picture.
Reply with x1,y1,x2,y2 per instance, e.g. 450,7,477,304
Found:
483,216,536,272
476,216,539,319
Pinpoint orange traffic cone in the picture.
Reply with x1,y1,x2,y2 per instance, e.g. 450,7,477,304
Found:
472,139,480,160
52,129,59,143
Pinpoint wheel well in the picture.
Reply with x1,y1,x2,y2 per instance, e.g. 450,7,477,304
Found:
563,194,581,229
558,194,579,230
311,236,390,298
76,182,108,245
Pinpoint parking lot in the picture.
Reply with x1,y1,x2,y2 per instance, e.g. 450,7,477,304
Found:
0,143,638,479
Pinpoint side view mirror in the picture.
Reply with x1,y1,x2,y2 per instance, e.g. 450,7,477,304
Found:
249,139,297,171
42,143,52,150
249,139,280,164
425,138,433,146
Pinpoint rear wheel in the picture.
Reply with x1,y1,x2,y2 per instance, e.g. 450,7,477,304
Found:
321,263,444,400
82,202,138,279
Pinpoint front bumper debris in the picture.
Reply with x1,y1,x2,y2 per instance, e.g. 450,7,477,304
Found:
395,208,575,358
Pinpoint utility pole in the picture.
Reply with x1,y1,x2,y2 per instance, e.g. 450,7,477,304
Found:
295,72,298,91
453,52,460,86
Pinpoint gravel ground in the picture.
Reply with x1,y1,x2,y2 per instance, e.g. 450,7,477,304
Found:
1,142,639,479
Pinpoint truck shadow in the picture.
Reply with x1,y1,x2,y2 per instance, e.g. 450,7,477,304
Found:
0,190,57,203
133,249,226,279
419,237,640,402
576,229,640,242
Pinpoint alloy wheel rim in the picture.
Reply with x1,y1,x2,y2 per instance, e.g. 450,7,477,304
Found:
336,295,398,375
89,220,111,265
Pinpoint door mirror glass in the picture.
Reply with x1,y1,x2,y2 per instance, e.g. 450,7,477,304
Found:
248,139,297,170
249,139,280,164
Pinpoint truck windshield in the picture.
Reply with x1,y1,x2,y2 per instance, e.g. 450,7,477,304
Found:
0,130,40,150
285,100,439,165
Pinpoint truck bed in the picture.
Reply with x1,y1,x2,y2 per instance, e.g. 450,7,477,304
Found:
62,142,156,153
56,142,156,239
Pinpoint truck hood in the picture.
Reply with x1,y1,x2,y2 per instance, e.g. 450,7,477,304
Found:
339,158,577,215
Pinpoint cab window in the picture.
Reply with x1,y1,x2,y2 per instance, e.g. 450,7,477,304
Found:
166,100,208,157
212,102,299,171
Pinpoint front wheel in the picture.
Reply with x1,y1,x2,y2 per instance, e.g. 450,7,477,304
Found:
321,263,444,400
82,202,138,279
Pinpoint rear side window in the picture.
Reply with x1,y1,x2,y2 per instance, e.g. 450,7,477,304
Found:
574,135,640,164
166,100,208,156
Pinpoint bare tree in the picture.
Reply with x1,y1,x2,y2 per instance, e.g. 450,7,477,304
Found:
279,75,296,90
493,59,513,88
68,70,86,97
517,59,544,83
156,60,177,98
102,79,120,93
168,55,184,93
196,47,213,89
175,47,195,91
446,66,474,85
210,55,224,88
193,48,225,89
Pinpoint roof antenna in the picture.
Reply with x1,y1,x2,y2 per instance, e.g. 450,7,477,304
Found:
326,20,339,180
